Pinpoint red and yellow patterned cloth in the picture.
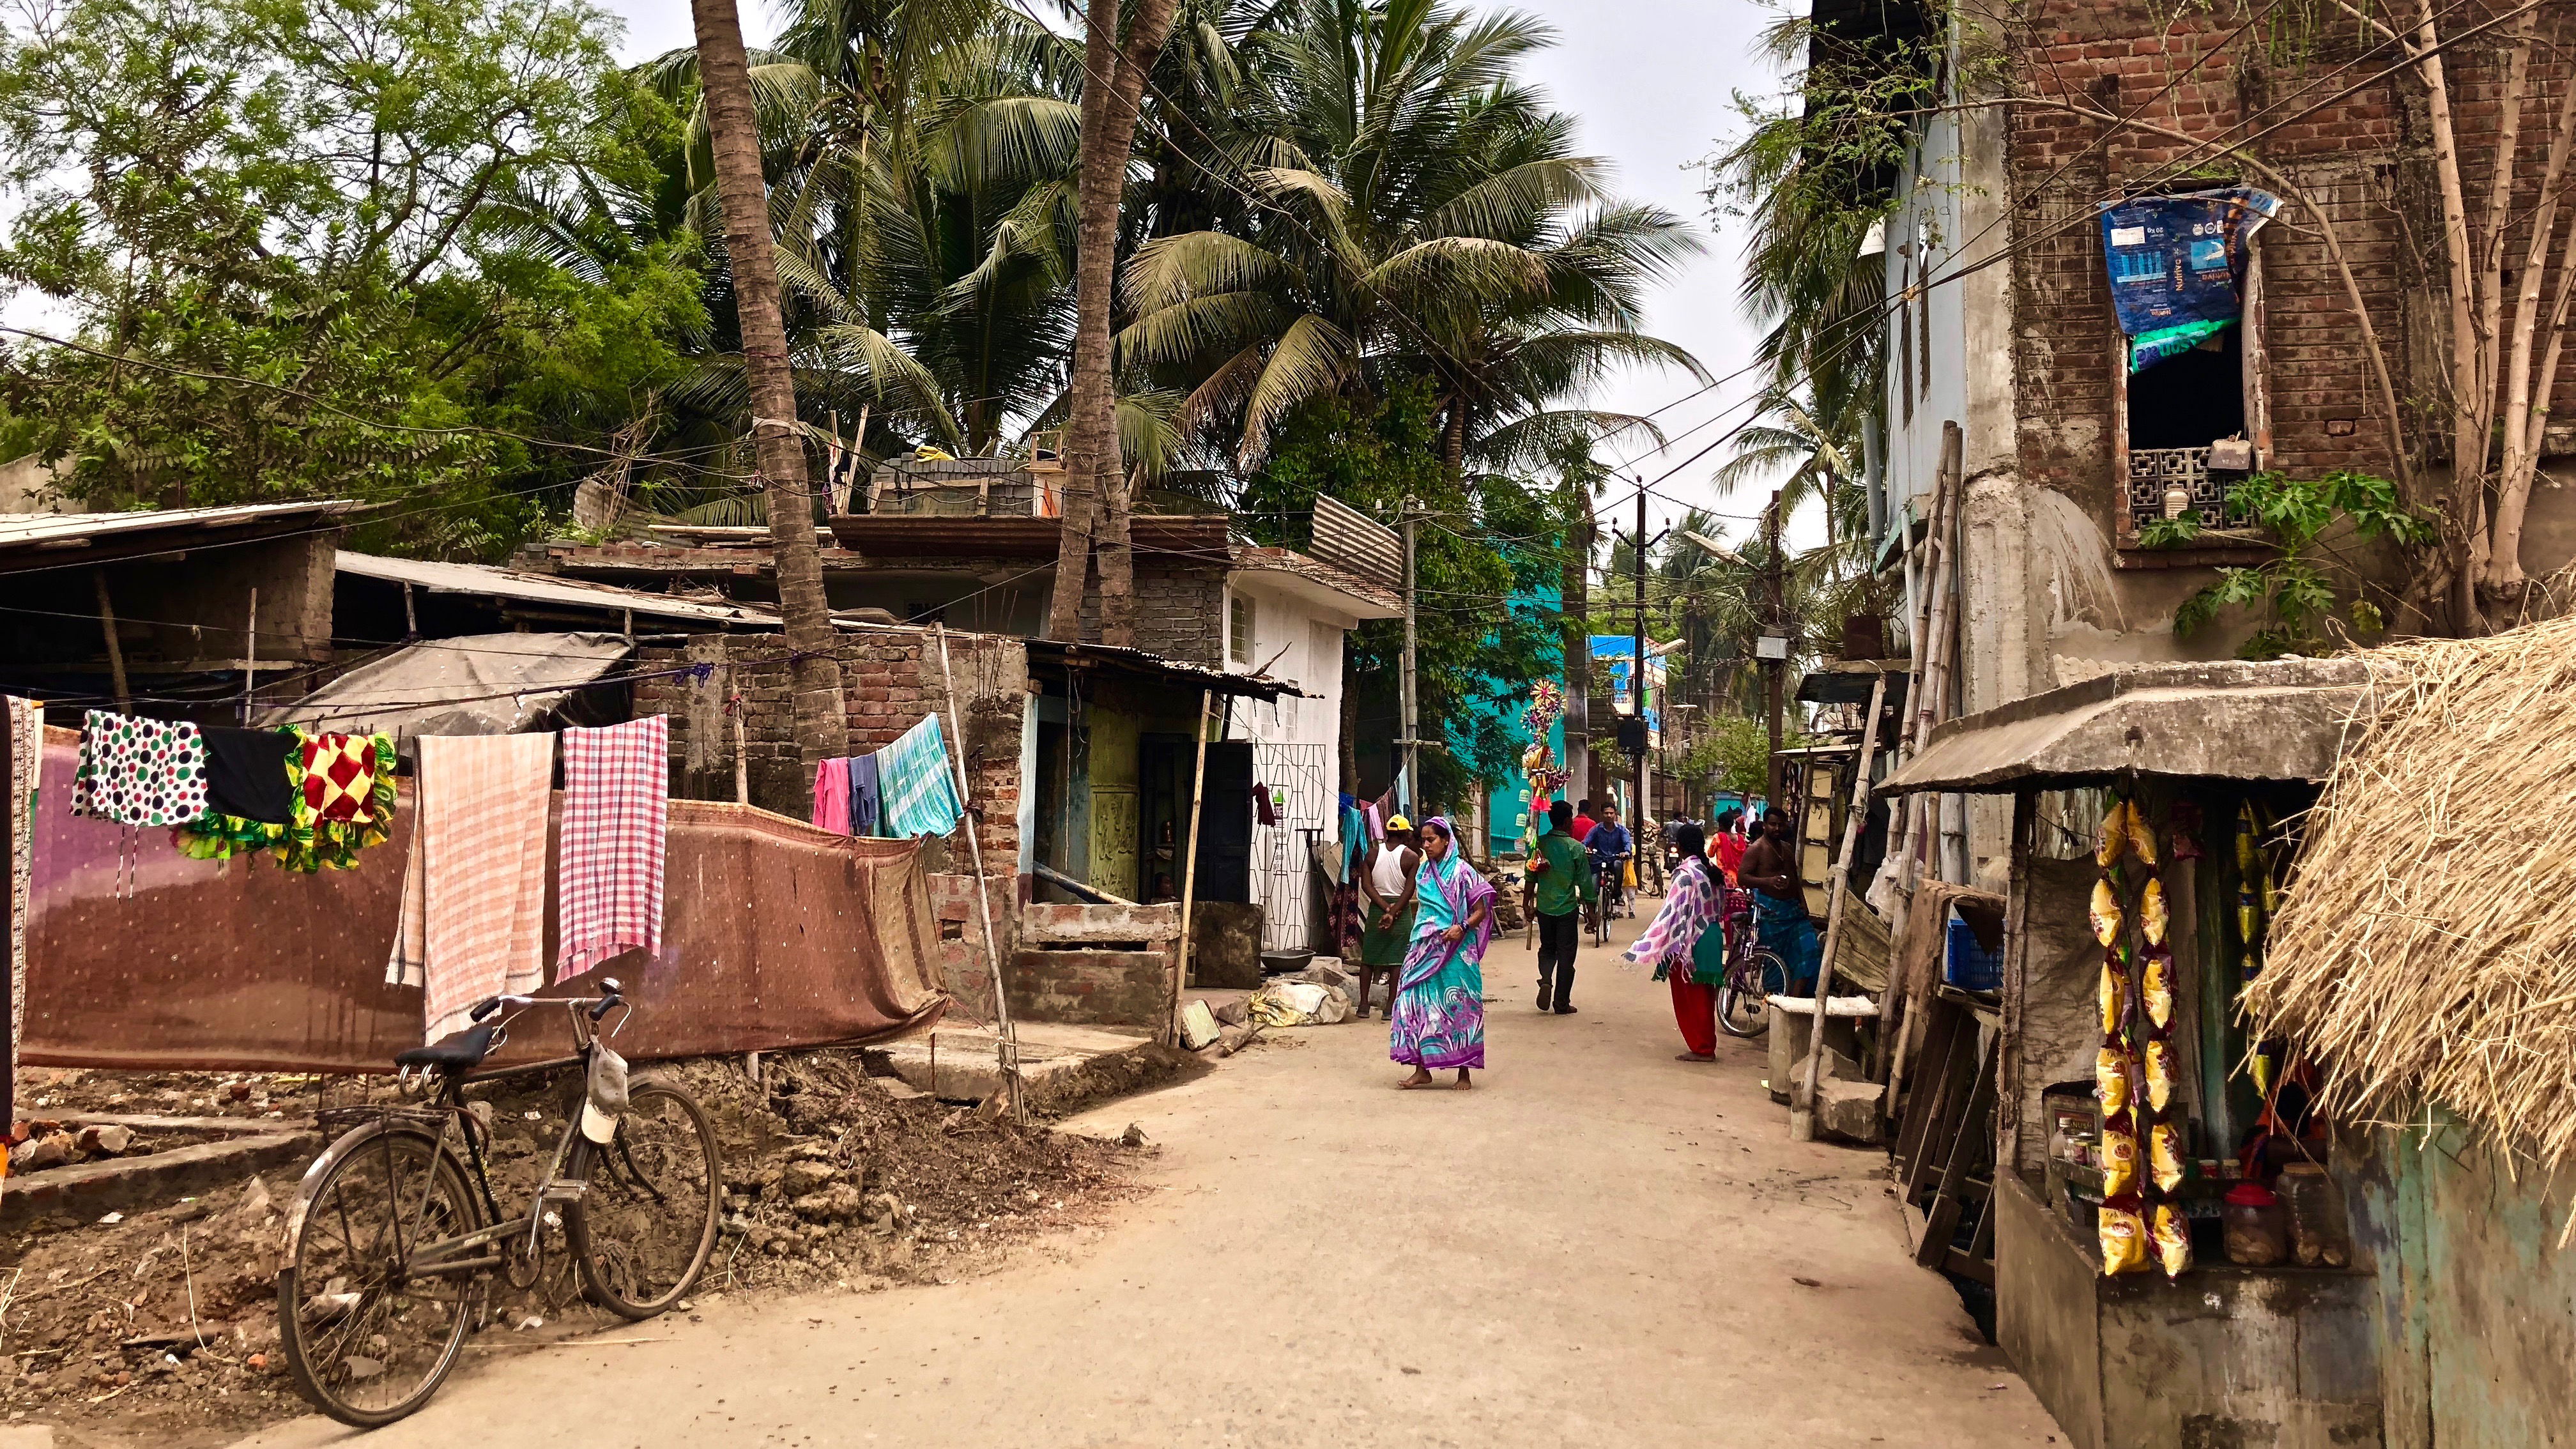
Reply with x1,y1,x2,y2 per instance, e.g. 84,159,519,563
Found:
302,733,383,825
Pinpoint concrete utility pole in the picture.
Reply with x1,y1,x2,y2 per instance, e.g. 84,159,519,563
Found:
1631,486,1647,825
1761,491,1786,810
1400,498,1419,816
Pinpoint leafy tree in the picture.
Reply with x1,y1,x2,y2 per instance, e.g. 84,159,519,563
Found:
0,0,703,555
1675,712,1810,798
2158,470,2434,659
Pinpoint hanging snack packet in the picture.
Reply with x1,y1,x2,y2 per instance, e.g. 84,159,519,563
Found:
2152,1202,2194,1279
2142,876,2169,946
2091,877,2124,947
2101,958,2129,1035
2100,1203,2150,1276
2144,1038,2179,1113
2142,953,2175,1029
2097,1046,2132,1114
2101,1121,2141,1198
2151,1120,2188,1193
2126,803,2159,867
2097,800,2130,868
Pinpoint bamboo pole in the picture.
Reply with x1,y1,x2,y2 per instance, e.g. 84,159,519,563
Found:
1791,671,1889,1142
933,624,1020,1115
1172,689,1213,1047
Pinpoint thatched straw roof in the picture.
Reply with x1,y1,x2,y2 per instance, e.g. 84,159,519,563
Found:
2244,613,2576,1174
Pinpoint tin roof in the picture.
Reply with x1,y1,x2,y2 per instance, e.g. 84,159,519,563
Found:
0,500,373,570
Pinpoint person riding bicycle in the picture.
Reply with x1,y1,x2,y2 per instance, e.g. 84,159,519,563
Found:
1587,803,1633,919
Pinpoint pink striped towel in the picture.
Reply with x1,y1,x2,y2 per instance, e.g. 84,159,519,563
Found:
559,716,669,979
388,733,556,1042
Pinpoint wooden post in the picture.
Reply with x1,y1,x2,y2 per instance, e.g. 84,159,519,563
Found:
1791,670,1889,1142
91,571,129,712
732,705,750,806
240,588,257,726
1172,689,1213,1046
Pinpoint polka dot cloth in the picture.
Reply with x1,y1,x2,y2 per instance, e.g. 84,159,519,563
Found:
72,709,211,828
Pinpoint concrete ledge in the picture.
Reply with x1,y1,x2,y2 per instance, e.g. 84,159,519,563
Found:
52,1112,317,1137
1,1131,317,1230
861,1023,1161,1112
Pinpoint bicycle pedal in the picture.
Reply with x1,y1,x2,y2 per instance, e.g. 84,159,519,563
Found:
539,1181,589,1203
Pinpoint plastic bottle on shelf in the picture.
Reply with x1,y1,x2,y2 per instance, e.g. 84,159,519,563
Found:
2276,1162,2350,1268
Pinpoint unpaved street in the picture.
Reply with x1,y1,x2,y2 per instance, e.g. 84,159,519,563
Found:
231,920,2055,1448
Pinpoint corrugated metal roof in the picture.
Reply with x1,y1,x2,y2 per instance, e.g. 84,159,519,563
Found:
1308,494,1401,586
337,552,781,627
1025,637,1305,700
0,500,372,567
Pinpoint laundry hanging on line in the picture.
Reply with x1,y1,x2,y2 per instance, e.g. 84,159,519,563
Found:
811,756,854,835
876,712,964,838
558,716,668,979
389,732,555,1043
849,753,882,837
2,696,36,1142
72,710,208,829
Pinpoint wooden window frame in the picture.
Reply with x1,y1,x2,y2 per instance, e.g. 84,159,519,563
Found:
2110,243,2276,570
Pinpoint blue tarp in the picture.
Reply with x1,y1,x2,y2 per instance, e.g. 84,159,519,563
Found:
2097,187,2280,372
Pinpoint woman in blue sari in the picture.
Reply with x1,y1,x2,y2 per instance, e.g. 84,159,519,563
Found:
1391,816,1494,1090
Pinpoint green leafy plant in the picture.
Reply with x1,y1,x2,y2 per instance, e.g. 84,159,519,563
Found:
2174,470,2434,658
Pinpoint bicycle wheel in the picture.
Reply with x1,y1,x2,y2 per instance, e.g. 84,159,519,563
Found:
278,1126,484,1428
1717,951,1781,1039
567,1077,721,1319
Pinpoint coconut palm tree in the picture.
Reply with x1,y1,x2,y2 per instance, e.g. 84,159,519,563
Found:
1116,0,1703,475
687,0,846,802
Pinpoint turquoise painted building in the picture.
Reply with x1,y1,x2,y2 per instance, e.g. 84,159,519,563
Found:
1446,579,1565,851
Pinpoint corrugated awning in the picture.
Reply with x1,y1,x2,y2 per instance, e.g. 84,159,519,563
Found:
261,632,632,739
1879,657,2368,795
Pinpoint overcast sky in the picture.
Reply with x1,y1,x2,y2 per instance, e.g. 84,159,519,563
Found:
598,0,1801,549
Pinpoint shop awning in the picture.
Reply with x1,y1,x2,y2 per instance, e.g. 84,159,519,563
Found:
1878,657,2368,795
261,632,632,739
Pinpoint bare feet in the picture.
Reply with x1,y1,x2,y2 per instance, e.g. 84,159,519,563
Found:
1453,1070,1473,1090
1400,1067,1436,1089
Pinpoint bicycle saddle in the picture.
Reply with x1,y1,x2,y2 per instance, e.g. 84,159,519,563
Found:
393,1022,501,1073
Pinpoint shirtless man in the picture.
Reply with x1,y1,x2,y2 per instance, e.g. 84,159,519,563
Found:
1353,816,1422,1017
1738,807,1822,994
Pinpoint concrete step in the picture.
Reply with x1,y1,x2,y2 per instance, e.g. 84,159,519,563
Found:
1006,948,1170,1028
861,1022,1159,1112
1,1130,317,1231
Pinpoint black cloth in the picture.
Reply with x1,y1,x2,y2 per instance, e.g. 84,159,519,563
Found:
1536,909,1581,1009
200,725,296,824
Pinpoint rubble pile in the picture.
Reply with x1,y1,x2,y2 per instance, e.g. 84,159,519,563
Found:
3,1050,1140,1441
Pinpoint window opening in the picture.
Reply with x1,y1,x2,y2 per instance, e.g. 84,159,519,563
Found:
1230,592,1256,664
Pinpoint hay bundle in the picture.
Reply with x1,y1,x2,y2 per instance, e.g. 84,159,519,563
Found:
2245,612,2576,1176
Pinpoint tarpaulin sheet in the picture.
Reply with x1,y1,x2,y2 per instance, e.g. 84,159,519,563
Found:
261,632,632,740
19,732,946,1073
2097,187,2280,371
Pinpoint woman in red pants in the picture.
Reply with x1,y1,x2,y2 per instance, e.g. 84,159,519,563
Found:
1625,824,1726,1061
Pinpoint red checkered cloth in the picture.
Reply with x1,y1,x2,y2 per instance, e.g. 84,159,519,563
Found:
557,716,669,979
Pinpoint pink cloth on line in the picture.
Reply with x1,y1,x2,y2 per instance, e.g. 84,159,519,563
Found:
387,733,555,1043
813,757,852,835
560,716,670,979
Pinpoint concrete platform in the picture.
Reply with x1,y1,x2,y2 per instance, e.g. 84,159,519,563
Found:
861,1022,1160,1111
0,1129,317,1230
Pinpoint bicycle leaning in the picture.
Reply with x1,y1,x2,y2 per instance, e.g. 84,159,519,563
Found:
1713,887,1782,1039
275,976,721,1428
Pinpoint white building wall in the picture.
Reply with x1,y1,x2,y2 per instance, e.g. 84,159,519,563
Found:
1223,577,1358,952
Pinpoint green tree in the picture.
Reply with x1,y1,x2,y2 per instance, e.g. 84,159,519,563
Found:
0,0,702,555
2159,470,2433,659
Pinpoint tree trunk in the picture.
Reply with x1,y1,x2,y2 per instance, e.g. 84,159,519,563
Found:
1098,464,1138,648
1338,651,1359,795
1046,0,1181,646
692,0,847,806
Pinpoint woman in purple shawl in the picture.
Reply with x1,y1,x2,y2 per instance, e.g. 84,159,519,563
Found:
1392,816,1494,1089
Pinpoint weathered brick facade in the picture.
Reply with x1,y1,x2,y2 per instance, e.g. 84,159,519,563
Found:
631,627,1030,1016
2001,2,2576,564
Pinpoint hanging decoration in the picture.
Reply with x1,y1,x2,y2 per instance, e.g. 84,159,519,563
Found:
2095,795,2189,1280
1517,680,1568,852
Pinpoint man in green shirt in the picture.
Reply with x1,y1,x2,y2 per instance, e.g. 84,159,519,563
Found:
1524,799,1595,1015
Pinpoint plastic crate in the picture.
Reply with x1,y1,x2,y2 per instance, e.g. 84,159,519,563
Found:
1944,911,2004,993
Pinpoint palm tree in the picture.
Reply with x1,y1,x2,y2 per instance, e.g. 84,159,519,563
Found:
689,0,847,803
1116,0,1703,475
1046,0,1186,645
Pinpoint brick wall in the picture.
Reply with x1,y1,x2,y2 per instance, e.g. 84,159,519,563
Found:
1004,949,1169,1027
631,627,1029,1016
1998,3,2576,537
1075,558,1225,666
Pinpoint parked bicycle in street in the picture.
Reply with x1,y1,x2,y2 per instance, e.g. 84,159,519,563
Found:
1714,886,1782,1039
276,977,721,1427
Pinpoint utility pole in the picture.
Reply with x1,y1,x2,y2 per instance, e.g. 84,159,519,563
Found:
1400,497,1419,816
1631,486,1647,826
1761,490,1786,811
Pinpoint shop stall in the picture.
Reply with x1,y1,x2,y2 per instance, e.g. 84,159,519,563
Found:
1878,658,2382,1449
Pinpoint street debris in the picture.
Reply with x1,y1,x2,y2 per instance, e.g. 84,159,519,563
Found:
3,1049,1139,1443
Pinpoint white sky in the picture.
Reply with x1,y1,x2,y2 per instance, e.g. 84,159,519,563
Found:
604,0,1810,552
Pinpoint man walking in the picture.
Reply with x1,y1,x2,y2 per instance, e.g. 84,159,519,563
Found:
1523,799,1594,1015
1353,815,1421,1018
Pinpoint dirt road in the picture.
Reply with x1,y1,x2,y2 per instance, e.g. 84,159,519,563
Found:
229,916,2057,1448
